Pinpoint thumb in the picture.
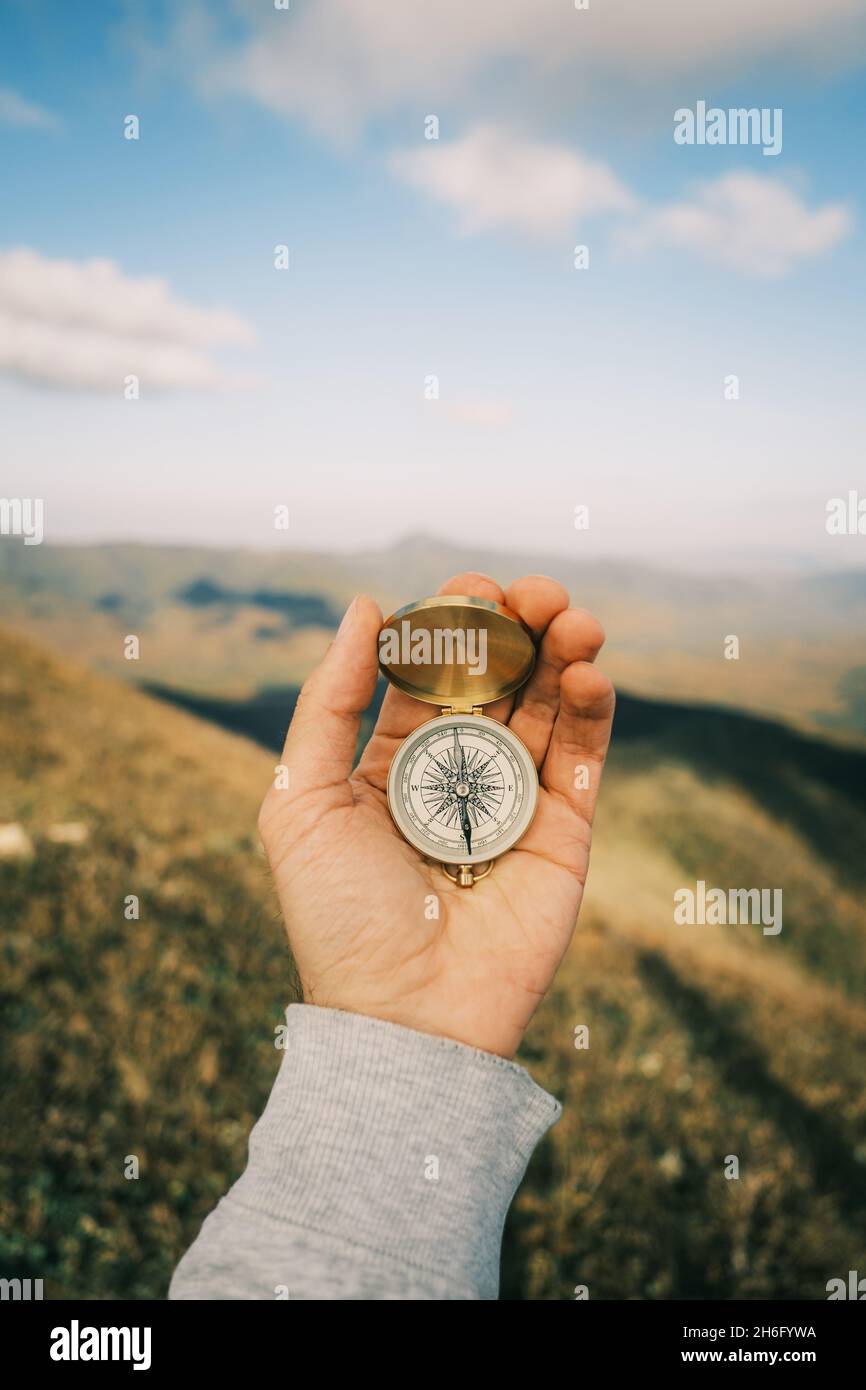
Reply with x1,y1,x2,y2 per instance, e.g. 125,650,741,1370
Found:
280,594,383,802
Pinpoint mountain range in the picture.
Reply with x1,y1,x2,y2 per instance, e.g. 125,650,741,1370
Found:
1,536,865,739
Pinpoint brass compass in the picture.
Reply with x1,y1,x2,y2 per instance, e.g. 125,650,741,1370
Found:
378,595,538,887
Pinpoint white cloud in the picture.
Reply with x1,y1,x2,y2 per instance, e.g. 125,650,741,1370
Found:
389,127,633,239
0,248,255,390
0,86,60,131
389,131,850,277
203,0,866,138
621,174,853,276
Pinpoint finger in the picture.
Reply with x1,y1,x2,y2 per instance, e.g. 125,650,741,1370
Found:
357,571,507,783
508,606,606,767
275,594,382,802
541,662,615,824
439,572,506,602
503,574,570,640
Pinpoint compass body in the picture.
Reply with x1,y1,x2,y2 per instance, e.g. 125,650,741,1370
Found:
378,594,539,886
386,713,538,866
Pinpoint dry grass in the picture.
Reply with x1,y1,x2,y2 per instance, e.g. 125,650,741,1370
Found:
1,628,865,1299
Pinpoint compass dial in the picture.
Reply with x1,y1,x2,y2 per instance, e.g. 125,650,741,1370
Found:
386,714,538,866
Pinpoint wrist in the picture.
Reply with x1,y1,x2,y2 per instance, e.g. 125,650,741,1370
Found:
299,988,524,1060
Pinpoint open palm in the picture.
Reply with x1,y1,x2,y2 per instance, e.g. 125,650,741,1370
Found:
258,572,615,1058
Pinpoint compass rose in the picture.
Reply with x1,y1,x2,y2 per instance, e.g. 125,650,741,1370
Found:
421,729,505,851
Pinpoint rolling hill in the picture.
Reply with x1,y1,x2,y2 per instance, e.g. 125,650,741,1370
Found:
1,537,865,739
1,626,865,1300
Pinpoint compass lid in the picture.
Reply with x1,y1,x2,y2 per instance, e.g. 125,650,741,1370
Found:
378,594,536,708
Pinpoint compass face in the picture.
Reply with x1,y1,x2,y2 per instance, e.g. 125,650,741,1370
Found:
386,714,538,866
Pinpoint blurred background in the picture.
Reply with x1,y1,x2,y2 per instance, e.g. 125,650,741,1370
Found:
1,0,865,1299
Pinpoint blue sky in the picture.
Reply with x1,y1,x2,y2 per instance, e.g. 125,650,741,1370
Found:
1,0,865,566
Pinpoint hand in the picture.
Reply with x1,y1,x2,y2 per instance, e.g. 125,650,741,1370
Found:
258,572,615,1059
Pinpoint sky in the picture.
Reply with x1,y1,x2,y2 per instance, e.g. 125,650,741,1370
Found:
1,0,865,568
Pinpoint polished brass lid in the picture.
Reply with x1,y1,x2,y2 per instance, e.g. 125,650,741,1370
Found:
378,595,536,708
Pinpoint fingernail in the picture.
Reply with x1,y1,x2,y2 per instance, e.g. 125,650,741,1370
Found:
336,595,359,640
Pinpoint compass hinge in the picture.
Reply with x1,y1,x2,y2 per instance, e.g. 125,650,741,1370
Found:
441,705,483,716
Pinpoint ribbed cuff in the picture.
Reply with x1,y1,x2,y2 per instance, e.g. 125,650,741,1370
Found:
228,1004,561,1299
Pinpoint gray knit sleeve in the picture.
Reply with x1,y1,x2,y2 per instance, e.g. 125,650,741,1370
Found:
169,1003,561,1300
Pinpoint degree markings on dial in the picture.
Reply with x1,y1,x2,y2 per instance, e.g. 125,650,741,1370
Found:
389,715,536,863
404,725,516,847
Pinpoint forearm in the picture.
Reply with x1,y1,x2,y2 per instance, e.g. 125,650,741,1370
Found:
169,1004,561,1300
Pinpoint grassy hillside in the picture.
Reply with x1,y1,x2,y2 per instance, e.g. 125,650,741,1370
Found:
1,627,865,1300
0,628,288,1300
